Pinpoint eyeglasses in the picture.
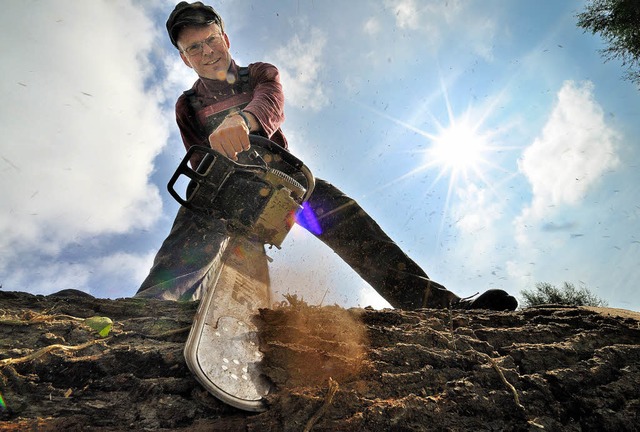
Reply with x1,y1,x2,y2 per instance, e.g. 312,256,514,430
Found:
181,34,224,56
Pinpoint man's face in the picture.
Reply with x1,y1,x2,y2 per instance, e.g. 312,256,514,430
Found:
177,23,231,80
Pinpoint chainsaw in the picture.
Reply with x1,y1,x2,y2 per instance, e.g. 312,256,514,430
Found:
167,135,314,412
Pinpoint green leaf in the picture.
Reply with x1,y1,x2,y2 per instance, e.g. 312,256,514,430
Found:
84,316,113,337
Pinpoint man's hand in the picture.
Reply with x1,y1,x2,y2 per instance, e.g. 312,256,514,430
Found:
208,113,251,160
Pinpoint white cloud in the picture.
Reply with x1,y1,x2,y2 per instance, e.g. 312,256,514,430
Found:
357,285,392,310
91,251,157,298
517,81,619,224
454,184,504,242
271,28,328,111
382,0,496,60
388,0,421,30
504,80,621,293
161,50,200,102
363,17,381,35
1,250,156,298
2,262,92,296
0,1,168,272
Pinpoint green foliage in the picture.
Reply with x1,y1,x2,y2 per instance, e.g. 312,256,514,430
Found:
577,0,640,86
84,316,113,337
520,282,608,308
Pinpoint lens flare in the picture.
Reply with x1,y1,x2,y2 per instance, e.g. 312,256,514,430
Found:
295,203,322,235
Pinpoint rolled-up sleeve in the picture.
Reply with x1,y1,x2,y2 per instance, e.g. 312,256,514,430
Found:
244,62,286,139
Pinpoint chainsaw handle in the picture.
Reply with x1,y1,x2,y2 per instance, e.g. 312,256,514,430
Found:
166,146,202,209
248,135,303,170
167,135,315,209
248,135,315,199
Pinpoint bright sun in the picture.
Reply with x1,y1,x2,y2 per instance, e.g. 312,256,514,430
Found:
355,82,515,205
353,79,521,238
427,119,489,182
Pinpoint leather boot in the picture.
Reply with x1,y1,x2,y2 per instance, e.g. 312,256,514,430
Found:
452,289,518,311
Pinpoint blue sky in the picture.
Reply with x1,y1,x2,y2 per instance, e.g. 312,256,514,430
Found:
1,0,639,311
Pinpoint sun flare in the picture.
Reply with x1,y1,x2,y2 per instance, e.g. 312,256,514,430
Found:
353,81,517,209
427,119,490,182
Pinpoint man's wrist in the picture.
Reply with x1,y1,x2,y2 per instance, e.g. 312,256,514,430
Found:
237,111,251,132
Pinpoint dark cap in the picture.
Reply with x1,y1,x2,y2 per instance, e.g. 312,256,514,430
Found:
166,2,224,48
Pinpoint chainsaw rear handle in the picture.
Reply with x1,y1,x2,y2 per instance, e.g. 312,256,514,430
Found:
167,135,315,209
243,135,315,199
249,135,304,170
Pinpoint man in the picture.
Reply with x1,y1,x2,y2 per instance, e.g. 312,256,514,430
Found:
135,1,518,311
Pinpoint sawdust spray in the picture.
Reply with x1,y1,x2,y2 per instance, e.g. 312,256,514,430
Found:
258,296,369,388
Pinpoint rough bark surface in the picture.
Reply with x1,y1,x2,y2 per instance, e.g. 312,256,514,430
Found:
0,290,639,431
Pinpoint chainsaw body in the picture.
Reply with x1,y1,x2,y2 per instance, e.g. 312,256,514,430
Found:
168,135,314,248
